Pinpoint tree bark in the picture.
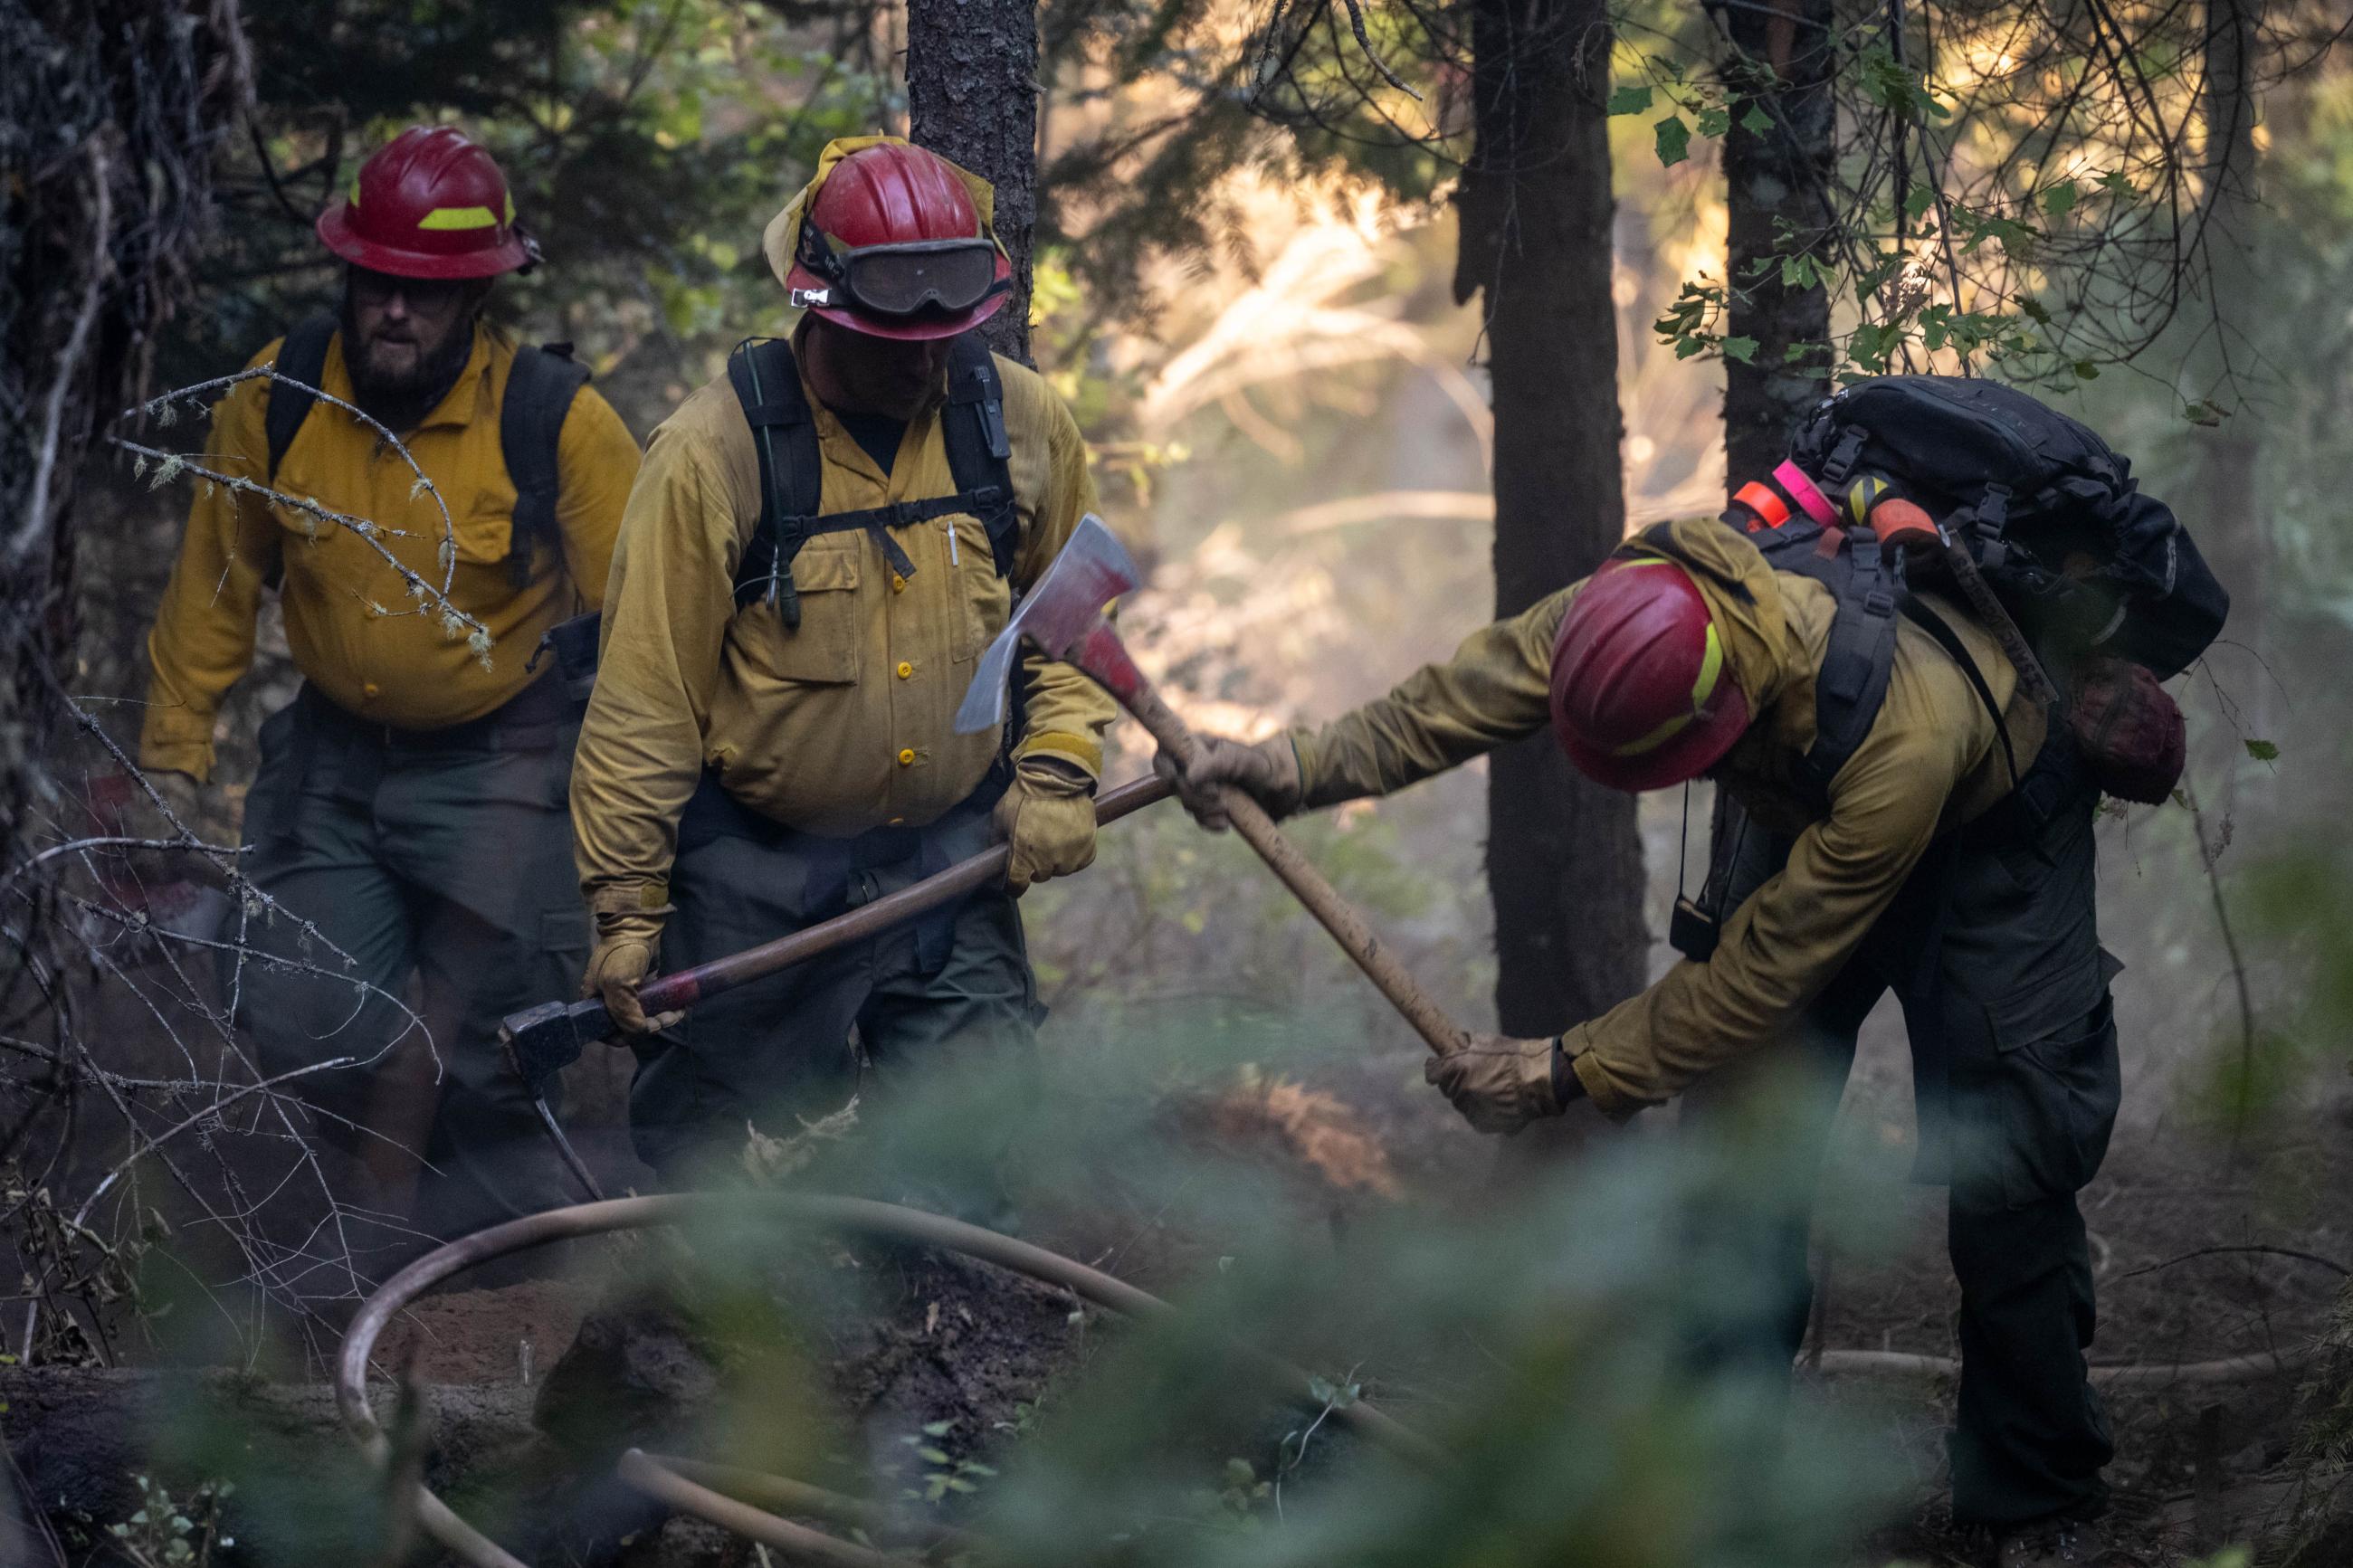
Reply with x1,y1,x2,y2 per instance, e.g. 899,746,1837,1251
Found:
2196,0,2263,750
1720,0,1837,489
1454,0,1645,1037
906,0,1040,365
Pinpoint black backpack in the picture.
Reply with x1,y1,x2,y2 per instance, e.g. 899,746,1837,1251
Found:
724,332,1016,627
264,312,591,590
1786,375,2227,679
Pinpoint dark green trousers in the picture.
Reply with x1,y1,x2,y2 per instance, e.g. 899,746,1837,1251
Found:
1686,743,2120,1528
232,684,588,1247
628,774,1041,1181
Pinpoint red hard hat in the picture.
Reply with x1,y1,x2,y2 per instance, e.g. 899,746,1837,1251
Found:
1550,556,1752,793
316,127,531,280
786,142,1012,341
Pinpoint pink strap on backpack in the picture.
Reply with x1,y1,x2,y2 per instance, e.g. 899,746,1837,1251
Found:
1774,461,1838,527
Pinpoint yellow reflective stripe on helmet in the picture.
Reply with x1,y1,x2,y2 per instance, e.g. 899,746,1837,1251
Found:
416,205,500,231
504,192,516,224
1690,618,1724,708
1608,623,1726,758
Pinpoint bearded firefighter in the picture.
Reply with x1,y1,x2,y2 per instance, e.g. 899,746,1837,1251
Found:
136,126,642,1253
1164,493,2151,1567
572,137,1116,1178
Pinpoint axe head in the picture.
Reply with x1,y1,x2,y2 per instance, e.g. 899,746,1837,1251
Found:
955,513,1139,734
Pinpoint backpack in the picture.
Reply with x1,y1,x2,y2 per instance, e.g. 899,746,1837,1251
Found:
265,312,591,590
724,332,1017,627
1785,375,2227,679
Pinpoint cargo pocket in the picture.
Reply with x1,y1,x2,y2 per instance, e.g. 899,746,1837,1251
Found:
753,539,862,684
948,513,1012,663
540,907,591,965
1978,966,2121,1208
242,701,307,848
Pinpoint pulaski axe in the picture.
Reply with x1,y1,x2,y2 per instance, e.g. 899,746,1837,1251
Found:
955,516,1470,1060
502,771,1175,1200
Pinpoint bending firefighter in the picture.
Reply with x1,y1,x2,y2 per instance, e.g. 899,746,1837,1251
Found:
1163,410,2224,1568
572,138,1117,1179
136,127,641,1259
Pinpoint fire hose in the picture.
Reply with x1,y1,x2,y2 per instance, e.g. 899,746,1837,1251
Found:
334,1193,1442,1568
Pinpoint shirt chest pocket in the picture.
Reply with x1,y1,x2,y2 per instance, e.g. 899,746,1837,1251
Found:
749,538,862,685
948,512,1014,663
452,487,518,566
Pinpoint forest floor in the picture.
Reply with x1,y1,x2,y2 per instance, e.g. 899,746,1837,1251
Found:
7,1014,2349,1566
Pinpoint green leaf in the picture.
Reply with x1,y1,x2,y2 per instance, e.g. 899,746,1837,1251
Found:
1903,184,1935,220
1673,336,1708,360
1739,102,1772,136
917,1446,952,1465
1696,106,1730,138
1606,84,1653,116
1654,116,1691,167
2244,738,2279,762
2071,359,2101,380
2042,180,2079,218
922,1420,955,1437
1721,336,1760,364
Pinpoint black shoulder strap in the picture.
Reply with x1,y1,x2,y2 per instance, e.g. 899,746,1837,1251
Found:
728,337,824,626
940,334,1019,580
1899,596,2022,792
727,332,1025,626
1796,536,1901,811
264,313,338,482
499,342,592,588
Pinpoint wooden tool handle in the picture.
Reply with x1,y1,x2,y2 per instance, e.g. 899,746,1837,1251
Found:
642,771,1174,1014
1121,679,1468,1060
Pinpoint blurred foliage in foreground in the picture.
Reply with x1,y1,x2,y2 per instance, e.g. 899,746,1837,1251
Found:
115,1005,1906,1566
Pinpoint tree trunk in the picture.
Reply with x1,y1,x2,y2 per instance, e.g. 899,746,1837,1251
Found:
1720,0,1836,489
905,0,1040,365
0,3,239,851
2196,0,2264,755
1454,0,1645,1037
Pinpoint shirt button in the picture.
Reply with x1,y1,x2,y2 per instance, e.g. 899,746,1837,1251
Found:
897,747,916,767
897,660,913,679
891,574,909,594
363,681,381,699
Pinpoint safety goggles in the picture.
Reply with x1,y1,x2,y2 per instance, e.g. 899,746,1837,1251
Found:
794,227,1007,318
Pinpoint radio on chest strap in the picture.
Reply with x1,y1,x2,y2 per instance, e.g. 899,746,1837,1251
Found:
726,332,1018,628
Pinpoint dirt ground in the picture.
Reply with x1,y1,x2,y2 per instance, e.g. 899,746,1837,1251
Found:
302,1052,2352,1566
8,1003,2348,1565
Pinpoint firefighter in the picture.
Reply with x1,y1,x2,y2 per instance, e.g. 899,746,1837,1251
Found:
1164,515,2124,1568
137,126,642,1258
572,137,1116,1180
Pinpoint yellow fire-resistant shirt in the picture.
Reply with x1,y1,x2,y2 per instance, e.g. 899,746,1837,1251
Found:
138,323,641,781
569,333,1118,913
1289,517,2045,1118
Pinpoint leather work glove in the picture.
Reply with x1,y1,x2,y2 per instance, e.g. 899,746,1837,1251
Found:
1424,1032,1570,1136
105,770,225,890
994,756,1098,893
1150,735,1302,832
584,894,683,1037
